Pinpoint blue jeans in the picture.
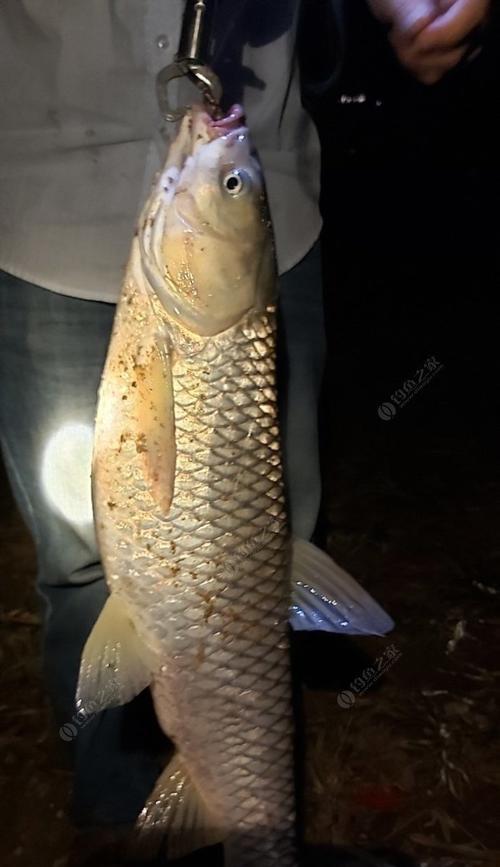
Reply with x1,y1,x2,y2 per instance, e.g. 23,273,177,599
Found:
0,240,325,825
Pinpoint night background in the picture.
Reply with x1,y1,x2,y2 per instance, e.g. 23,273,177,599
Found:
1,1,500,865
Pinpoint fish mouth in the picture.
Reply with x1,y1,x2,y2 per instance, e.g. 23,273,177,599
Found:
209,103,246,137
170,104,251,237
191,103,249,149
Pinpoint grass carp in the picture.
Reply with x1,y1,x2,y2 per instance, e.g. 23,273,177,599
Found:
77,105,393,866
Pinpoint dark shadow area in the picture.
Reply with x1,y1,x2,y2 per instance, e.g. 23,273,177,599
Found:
297,2,500,864
292,632,380,693
212,0,295,105
304,844,418,867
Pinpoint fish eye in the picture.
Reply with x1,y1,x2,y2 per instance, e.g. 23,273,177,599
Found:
221,169,251,198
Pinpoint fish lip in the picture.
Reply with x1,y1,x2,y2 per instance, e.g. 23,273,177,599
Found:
194,104,248,146
217,126,249,145
173,105,250,173
209,103,246,134
199,122,250,147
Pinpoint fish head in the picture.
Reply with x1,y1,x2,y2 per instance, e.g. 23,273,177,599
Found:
139,105,277,337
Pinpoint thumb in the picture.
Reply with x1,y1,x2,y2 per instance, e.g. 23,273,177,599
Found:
390,0,438,37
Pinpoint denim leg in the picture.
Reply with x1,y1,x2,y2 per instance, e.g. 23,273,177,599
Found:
0,274,162,825
278,240,326,540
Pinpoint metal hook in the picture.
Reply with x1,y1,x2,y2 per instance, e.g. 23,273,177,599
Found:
156,60,222,122
156,60,191,123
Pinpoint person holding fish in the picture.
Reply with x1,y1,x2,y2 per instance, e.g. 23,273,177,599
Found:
0,0,326,837
0,0,490,864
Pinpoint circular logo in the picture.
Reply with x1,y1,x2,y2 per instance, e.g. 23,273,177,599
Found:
337,690,356,710
59,723,78,742
377,402,396,422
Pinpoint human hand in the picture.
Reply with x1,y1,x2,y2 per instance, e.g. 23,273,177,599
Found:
368,0,491,84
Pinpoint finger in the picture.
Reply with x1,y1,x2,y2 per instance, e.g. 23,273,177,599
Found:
416,0,489,50
416,53,466,82
394,42,469,81
391,26,467,55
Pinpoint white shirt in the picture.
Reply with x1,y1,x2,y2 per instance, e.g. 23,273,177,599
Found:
0,1,321,303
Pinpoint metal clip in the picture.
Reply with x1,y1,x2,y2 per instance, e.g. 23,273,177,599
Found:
156,0,222,122
156,60,222,122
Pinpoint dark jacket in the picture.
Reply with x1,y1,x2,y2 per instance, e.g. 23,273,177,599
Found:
300,0,500,415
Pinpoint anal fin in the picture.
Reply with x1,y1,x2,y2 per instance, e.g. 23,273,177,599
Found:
76,594,158,714
289,537,395,636
136,753,226,860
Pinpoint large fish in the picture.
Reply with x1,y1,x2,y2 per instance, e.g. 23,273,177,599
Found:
77,105,393,866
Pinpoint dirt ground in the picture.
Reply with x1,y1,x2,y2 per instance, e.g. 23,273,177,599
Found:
1,351,499,867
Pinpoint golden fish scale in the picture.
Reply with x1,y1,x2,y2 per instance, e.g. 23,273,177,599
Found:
97,295,297,865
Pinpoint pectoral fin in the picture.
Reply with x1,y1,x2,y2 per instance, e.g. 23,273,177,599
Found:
76,595,158,714
289,538,395,636
94,267,177,515
133,332,176,514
